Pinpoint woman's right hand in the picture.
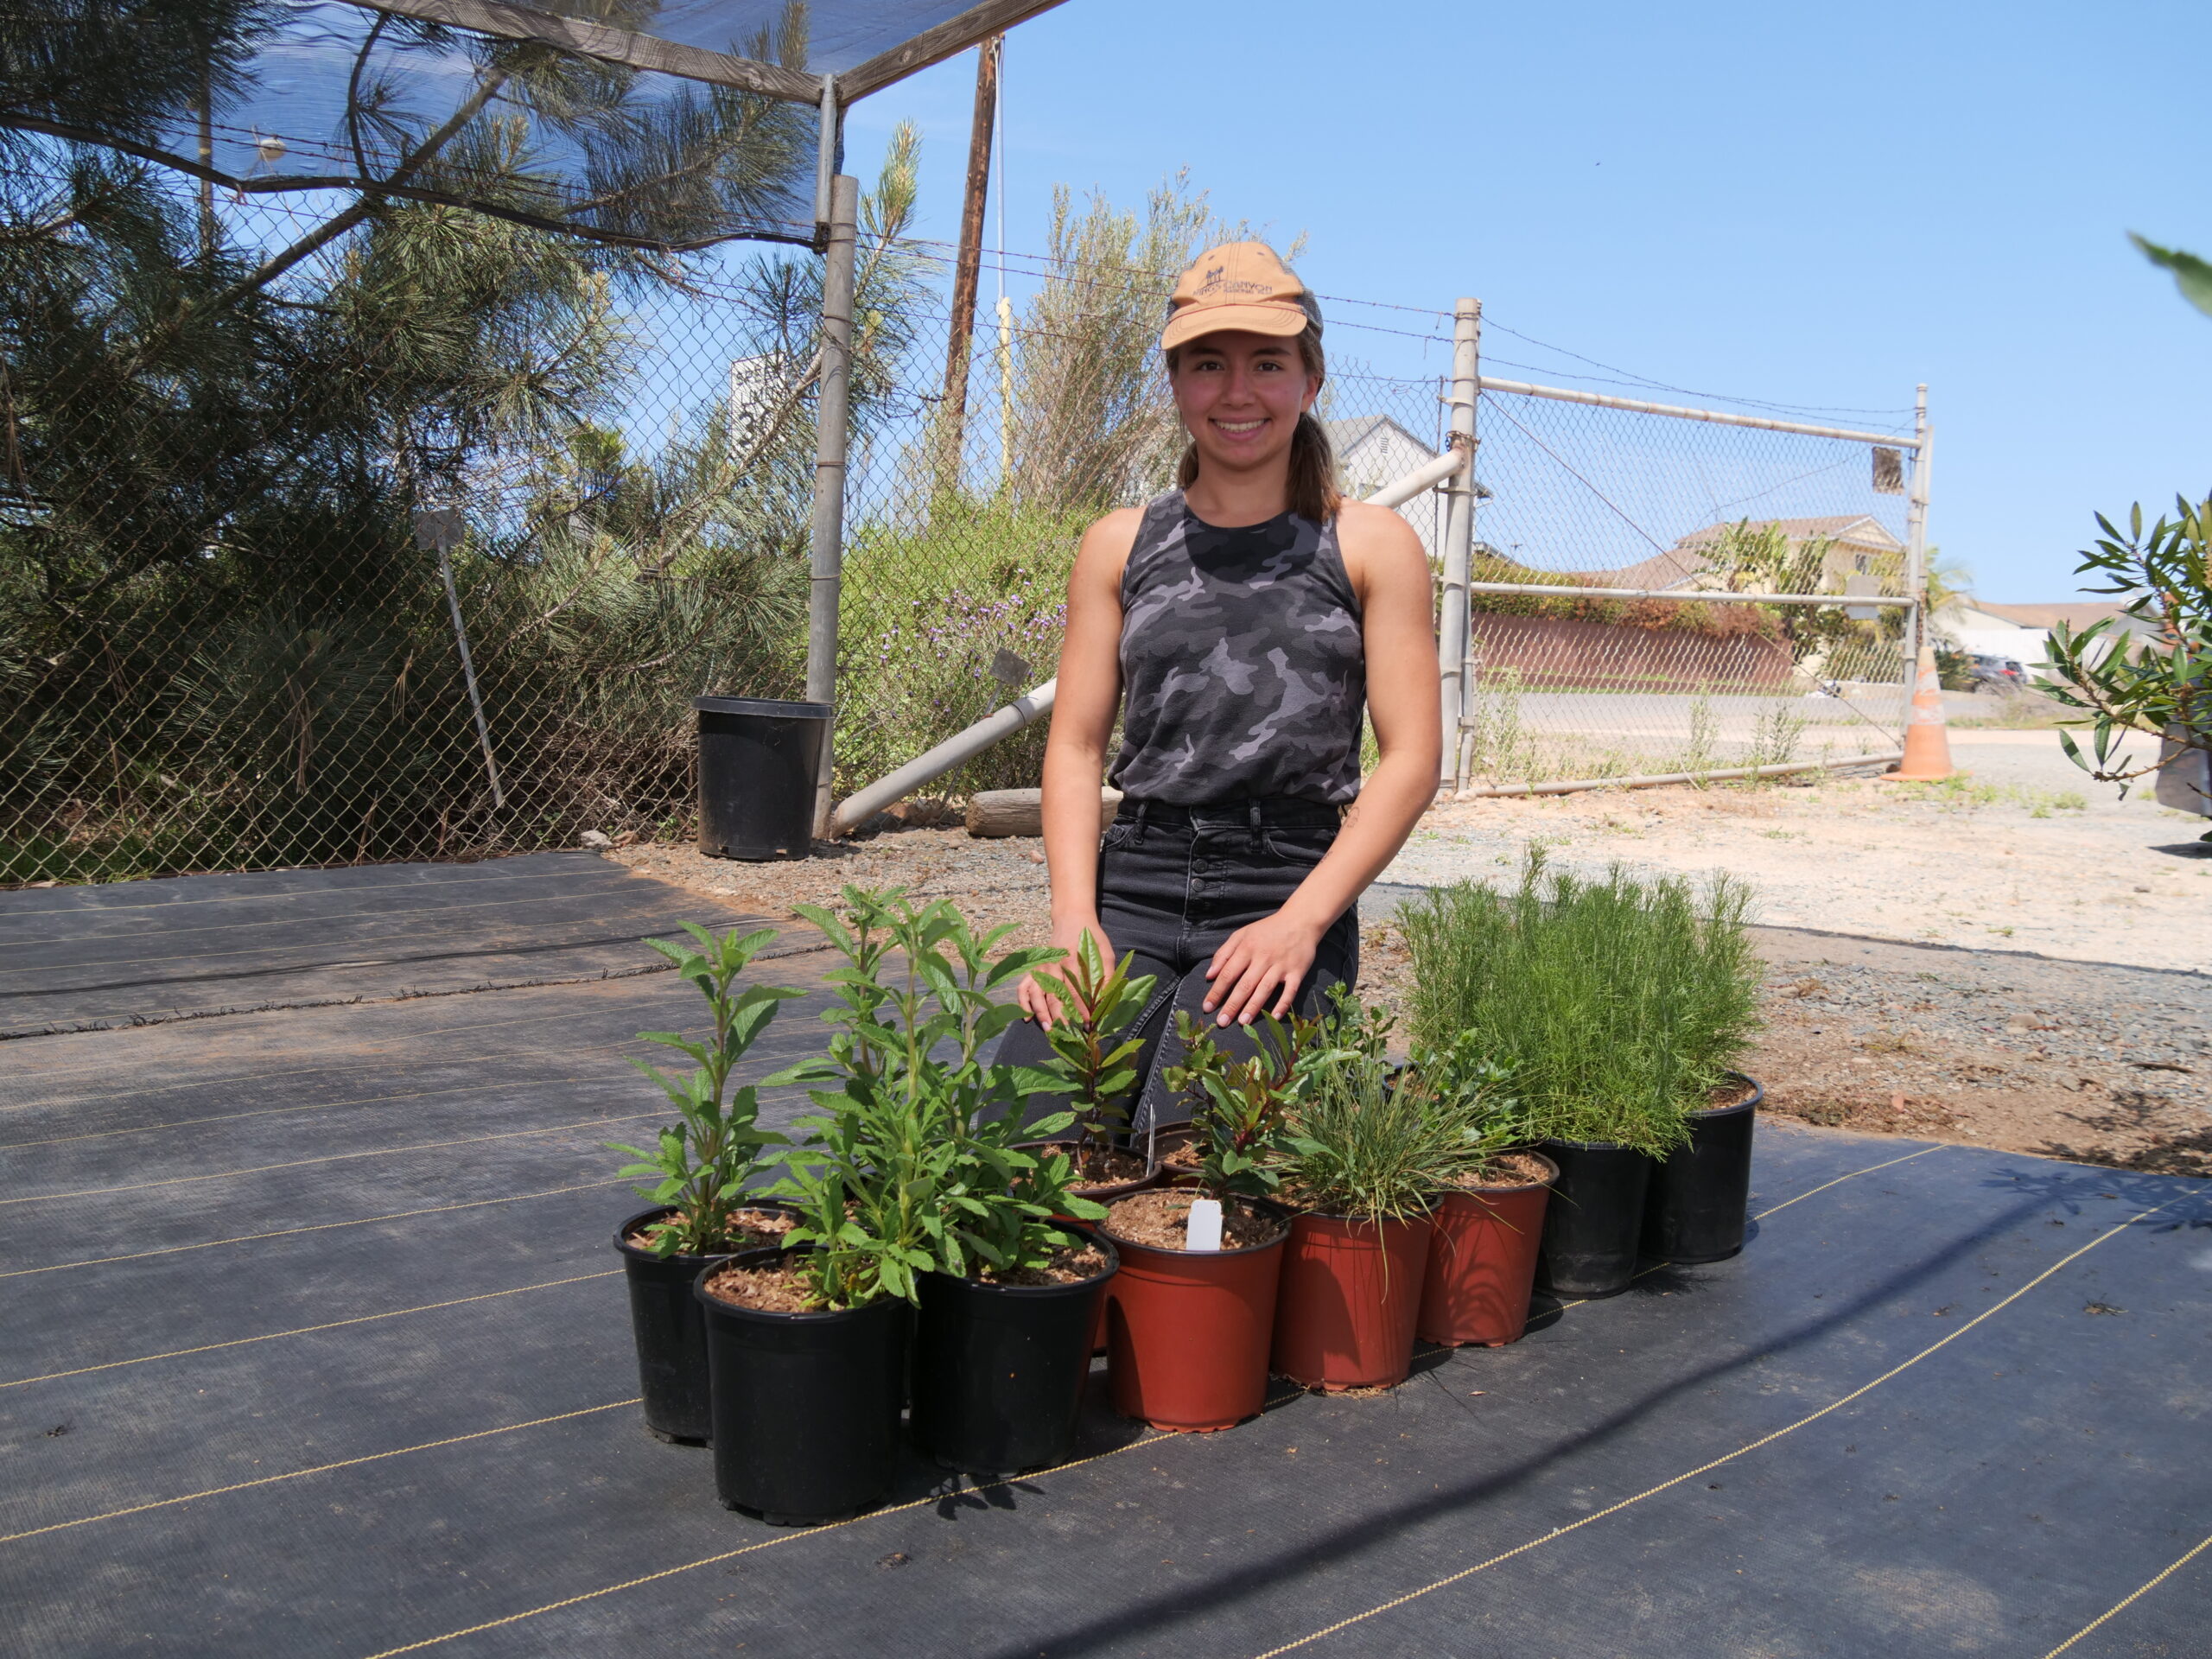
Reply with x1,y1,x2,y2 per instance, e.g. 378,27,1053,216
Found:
1018,916,1114,1026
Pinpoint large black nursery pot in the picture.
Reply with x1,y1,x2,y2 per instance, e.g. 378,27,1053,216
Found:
909,1227,1119,1473
1640,1074,1763,1264
613,1204,788,1445
1535,1139,1653,1299
695,1248,911,1524
694,696,831,861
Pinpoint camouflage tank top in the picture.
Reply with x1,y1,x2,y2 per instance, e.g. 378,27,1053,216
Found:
1108,489,1365,806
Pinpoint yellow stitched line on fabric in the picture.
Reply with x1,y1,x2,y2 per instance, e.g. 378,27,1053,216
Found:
0,1399,640,1545
1750,1144,1943,1220
0,1103,660,1208
356,1430,1180,1659
0,1178,636,1281
0,1270,620,1390
2041,1529,2212,1656
1246,1198,2176,1657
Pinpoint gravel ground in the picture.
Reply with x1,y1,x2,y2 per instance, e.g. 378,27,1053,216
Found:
611,739,2212,1179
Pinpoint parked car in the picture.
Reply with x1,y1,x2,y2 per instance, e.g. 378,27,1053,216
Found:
1967,653,2026,692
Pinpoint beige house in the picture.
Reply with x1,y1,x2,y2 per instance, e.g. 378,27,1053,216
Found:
1585,513,1908,594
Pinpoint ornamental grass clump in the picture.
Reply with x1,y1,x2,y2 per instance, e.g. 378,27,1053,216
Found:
1280,995,1522,1223
1399,851,1758,1157
765,887,1102,1309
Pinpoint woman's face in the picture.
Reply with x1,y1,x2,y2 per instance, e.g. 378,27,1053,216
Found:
1169,329,1319,472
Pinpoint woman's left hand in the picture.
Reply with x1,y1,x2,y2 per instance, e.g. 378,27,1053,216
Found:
1202,910,1325,1027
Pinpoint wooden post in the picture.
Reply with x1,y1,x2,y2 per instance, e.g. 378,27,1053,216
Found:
939,35,1001,463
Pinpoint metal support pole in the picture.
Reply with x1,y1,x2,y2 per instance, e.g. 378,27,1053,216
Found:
810,76,840,247
806,173,859,838
1436,298,1480,790
1900,384,1934,725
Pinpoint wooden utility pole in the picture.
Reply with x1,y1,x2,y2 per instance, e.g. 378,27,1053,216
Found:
938,34,1001,457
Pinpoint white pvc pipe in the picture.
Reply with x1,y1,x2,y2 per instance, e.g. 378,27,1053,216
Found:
830,678,1057,832
826,446,1474,834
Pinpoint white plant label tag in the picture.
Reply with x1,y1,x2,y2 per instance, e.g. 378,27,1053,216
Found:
1185,1198,1224,1253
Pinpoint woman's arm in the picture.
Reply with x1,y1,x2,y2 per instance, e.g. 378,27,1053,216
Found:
1201,499,1441,1026
1016,508,1141,1024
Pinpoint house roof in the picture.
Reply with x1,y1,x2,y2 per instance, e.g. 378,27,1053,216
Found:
1322,415,1431,455
1970,601,2152,634
1573,514,1906,591
1670,514,1905,553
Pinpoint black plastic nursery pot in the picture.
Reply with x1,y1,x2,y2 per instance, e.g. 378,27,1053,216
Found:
612,1203,790,1445
909,1227,1120,1473
694,1248,912,1524
1535,1139,1654,1299
1640,1073,1764,1265
694,696,831,861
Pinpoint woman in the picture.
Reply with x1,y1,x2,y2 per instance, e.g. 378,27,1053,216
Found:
1007,240,1440,1132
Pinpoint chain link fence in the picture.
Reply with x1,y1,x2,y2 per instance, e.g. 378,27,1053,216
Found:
0,163,1918,888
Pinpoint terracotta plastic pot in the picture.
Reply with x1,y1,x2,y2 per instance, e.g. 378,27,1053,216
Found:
1271,1210,1435,1390
1536,1139,1653,1299
612,1202,790,1444
1103,1197,1292,1431
1641,1074,1764,1264
1415,1152,1559,1348
694,1248,911,1525
910,1227,1118,1473
1016,1143,1158,1358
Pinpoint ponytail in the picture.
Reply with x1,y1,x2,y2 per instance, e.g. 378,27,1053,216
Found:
1167,321,1342,524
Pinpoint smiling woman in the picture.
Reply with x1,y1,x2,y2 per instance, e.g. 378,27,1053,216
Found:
999,241,1441,1135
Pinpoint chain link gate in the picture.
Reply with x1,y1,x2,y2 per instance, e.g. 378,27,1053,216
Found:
0,165,1925,887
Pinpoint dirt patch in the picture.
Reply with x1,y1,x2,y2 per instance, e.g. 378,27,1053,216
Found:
611,821,1054,950
623,1206,794,1254
1104,1188,1285,1251
700,1259,822,1313
1452,1149,1554,1189
983,1243,1109,1287
1026,1141,1152,1192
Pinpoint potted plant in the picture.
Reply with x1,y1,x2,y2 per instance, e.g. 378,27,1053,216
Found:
1269,998,1498,1390
696,888,1116,1518
1401,852,1760,1299
1014,935,1164,1202
1410,1031,1552,1349
607,923,805,1445
1097,1010,1304,1432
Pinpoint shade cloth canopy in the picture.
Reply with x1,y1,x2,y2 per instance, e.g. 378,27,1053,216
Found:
0,0,1062,249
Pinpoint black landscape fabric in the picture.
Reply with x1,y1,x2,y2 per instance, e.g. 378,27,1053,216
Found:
3,856,2209,1657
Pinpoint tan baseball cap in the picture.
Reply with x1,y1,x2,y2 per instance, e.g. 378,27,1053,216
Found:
1161,242,1322,352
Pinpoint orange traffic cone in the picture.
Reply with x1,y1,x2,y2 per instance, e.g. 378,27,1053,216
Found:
1888,642,1955,781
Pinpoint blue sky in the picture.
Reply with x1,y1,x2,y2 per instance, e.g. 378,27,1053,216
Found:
841,0,2212,601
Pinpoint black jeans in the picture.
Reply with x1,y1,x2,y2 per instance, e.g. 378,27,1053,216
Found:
996,797,1359,1134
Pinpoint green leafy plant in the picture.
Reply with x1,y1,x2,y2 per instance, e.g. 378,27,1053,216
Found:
1399,851,1759,1157
608,924,807,1256
766,887,1103,1309
2041,496,2210,802
1016,934,1160,1183
1163,1010,1318,1203
1277,993,1521,1223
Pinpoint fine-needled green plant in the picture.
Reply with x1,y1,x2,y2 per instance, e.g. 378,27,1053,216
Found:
1164,1010,1318,1204
1279,993,1521,1223
1399,851,1759,1157
608,924,807,1256
1019,935,1159,1183
766,887,1103,1309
